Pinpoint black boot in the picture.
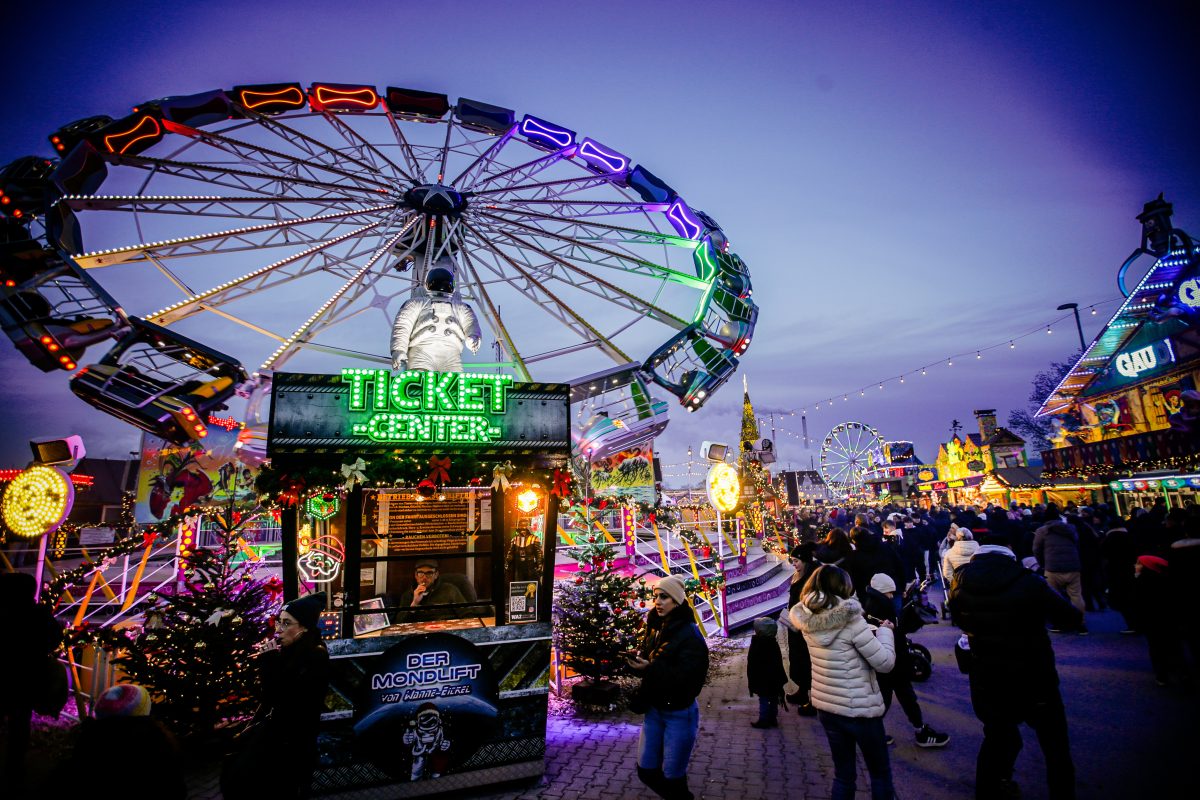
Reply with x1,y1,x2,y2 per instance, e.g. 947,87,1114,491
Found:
637,765,668,797
660,775,695,800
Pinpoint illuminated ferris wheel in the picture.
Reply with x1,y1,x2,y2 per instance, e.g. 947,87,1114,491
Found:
819,421,885,495
0,81,757,447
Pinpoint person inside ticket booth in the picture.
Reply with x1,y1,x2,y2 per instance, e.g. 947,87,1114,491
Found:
394,559,466,622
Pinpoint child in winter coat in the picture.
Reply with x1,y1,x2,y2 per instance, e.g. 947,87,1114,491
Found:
747,616,788,728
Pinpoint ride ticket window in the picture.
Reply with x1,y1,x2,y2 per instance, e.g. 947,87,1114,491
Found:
357,488,495,634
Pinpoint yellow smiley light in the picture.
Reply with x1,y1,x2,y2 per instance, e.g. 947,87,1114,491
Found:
706,462,740,513
2,465,75,538
516,487,540,513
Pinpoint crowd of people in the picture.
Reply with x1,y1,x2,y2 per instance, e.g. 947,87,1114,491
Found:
769,497,1200,799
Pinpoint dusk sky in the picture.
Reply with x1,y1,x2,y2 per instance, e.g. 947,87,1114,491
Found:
2,0,1197,485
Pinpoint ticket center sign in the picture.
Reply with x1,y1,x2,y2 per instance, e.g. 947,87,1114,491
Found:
268,369,570,455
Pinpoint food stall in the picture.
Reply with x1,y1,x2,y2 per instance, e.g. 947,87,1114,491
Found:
268,368,568,796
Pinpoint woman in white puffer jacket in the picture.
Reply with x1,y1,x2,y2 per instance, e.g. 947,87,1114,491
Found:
792,564,897,800
941,528,981,581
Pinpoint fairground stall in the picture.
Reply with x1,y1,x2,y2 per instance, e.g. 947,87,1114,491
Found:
916,410,1029,507
267,368,568,796
1037,197,1200,505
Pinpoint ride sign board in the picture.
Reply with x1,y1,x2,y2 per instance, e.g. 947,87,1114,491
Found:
269,370,570,455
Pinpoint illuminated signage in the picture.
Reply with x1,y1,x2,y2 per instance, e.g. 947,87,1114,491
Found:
1179,278,1200,308
342,369,513,444
268,370,568,455
1115,339,1175,378
1,465,75,538
207,413,244,431
370,650,483,697
297,534,345,584
706,462,740,512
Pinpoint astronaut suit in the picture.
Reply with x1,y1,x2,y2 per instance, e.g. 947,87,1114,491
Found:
391,263,482,372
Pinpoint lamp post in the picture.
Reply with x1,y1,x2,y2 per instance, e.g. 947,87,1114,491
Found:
1056,302,1086,352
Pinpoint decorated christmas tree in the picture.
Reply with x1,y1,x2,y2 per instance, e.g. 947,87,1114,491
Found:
552,500,647,705
103,505,282,738
738,376,769,536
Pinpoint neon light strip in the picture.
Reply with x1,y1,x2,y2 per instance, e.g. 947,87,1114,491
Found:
577,138,628,172
667,198,702,240
313,86,379,109
103,116,161,155
239,86,306,110
519,115,574,148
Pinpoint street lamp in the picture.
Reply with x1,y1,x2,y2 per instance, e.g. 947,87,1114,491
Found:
1056,303,1086,351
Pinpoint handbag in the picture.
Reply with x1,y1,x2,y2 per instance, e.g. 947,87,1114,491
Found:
32,655,69,716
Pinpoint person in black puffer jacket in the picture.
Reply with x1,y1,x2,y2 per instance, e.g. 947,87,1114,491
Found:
949,534,1082,800
780,543,819,715
627,575,709,800
846,526,905,608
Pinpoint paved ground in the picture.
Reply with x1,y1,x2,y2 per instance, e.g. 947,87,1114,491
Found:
17,584,1195,799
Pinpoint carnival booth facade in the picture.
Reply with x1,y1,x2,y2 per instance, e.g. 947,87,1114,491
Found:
1037,197,1200,508
267,368,567,795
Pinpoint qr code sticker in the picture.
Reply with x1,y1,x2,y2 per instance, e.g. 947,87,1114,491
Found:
510,597,527,612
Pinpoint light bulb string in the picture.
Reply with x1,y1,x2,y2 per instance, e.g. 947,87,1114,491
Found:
781,299,1118,417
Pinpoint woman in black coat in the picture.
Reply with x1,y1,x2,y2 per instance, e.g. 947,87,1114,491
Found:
627,576,709,800
222,593,330,799
780,543,818,715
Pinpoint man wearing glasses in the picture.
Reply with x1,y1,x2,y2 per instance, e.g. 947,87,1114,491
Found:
396,559,466,622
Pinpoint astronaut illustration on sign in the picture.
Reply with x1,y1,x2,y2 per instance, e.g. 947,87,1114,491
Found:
391,257,482,373
403,702,453,781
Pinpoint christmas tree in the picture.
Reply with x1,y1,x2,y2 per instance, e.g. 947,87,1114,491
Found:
552,500,647,704
738,376,769,536
103,505,282,738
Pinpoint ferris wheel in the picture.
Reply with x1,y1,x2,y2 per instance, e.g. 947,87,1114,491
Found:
0,81,757,446
819,421,885,495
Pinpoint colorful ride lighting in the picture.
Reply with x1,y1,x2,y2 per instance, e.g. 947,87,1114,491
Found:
310,83,380,111
101,115,162,155
232,83,307,114
518,115,575,149
666,198,702,240
576,138,629,173
1,464,75,538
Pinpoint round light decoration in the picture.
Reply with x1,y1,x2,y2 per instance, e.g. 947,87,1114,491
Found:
2,465,75,538
516,488,541,514
706,462,740,513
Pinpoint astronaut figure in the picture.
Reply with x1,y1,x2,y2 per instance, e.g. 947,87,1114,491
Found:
403,702,452,781
391,260,482,372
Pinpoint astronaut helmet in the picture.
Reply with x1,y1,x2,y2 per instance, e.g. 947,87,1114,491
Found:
424,265,455,296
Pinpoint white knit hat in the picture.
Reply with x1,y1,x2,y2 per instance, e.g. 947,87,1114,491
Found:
869,573,897,594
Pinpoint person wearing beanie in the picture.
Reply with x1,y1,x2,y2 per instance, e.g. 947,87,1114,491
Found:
861,574,949,749
221,592,330,799
70,684,185,799
1132,554,1182,686
747,617,787,729
779,542,819,714
626,573,709,800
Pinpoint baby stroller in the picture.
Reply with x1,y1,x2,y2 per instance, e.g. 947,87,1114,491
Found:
899,578,938,682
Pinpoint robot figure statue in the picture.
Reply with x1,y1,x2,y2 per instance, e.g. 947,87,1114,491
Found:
391,260,482,373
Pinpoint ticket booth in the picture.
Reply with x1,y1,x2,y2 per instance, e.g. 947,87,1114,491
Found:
268,369,568,796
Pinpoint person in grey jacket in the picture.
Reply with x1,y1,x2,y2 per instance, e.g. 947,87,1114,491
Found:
792,565,896,800
1033,520,1087,631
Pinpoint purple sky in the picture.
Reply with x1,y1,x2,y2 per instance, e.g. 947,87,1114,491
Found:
2,0,1197,483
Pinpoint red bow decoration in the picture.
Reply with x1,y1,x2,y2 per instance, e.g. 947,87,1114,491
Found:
264,576,284,598
428,456,451,486
142,531,158,548
551,469,571,498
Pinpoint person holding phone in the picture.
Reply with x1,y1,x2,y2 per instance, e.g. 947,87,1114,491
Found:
792,565,897,800
625,575,709,800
